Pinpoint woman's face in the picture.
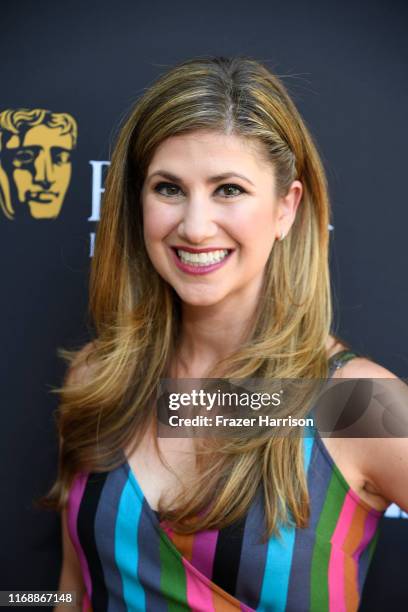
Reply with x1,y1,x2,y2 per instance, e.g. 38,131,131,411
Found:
141,130,302,309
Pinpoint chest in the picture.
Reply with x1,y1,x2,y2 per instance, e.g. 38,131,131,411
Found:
124,429,197,512
124,428,388,513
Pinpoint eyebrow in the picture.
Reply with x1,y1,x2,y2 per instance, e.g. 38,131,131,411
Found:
146,170,255,187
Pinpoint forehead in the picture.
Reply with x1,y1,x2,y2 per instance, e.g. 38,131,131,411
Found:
148,130,272,177
6,124,73,149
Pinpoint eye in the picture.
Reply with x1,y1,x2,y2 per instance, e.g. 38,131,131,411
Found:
152,181,246,199
217,183,246,197
153,182,182,197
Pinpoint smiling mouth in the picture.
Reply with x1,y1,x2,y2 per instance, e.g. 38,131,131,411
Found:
172,247,233,266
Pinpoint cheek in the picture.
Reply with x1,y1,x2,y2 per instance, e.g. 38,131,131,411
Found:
142,203,176,245
226,205,276,248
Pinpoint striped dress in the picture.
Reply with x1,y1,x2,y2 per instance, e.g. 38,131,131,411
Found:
67,350,385,611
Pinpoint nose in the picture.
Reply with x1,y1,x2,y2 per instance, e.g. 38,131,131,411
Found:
33,151,55,188
177,197,218,243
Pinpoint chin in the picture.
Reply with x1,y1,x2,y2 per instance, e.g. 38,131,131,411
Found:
175,289,225,308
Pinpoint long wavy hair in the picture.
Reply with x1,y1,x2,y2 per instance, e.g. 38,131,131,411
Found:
40,55,345,539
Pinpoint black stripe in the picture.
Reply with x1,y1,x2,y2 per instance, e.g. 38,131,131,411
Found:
77,471,109,612
212,511,248,597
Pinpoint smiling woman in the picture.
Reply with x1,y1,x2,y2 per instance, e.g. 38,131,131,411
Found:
141,131,302,309
38,56,406,612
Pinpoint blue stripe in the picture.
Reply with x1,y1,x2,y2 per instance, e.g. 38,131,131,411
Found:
257,432,314,611
115,471,146,609
303,429,314,472
257,519,295,610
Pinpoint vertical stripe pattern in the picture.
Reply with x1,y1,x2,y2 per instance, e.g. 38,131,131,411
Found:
65,350,384,611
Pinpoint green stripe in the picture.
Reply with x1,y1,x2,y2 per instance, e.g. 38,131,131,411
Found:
159,531,188,610
329,350,359,368
310,471,348,611
367,527,380,563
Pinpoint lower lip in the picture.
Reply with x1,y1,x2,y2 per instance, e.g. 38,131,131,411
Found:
170,248,233,275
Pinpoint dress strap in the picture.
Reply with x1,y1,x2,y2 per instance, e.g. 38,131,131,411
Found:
328,349,359,377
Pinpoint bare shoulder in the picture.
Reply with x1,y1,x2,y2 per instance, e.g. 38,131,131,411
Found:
326,333,397,379
333,354,408,511
334,354,398,380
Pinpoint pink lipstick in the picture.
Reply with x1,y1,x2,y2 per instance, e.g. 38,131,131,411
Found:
169,246,234,276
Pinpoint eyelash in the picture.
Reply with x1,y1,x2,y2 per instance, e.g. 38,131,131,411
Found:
153,181,246,198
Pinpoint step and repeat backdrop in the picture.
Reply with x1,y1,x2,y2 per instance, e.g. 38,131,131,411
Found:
1,0,407,608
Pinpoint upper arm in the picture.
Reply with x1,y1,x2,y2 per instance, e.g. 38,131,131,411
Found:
338,357,408,512
54,507,85,611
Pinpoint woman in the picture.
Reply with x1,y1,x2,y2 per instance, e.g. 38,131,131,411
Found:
42,56,407,611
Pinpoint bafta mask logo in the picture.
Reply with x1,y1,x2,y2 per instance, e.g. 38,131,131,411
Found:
0,108,77,220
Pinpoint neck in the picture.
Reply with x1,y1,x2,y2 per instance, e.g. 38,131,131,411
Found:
174,290,261,378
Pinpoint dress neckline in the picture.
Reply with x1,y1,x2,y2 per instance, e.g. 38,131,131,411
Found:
121,348,359,517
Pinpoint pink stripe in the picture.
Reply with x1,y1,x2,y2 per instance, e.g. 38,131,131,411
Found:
158,523,215,609
183,558,216,611
67,472,92,604
352,513,378,561
240,603,256,612
162,524,218,608
191,529,219,578
161,523,174,540
182,556,256,612
82,591,92,612
328,493,356,612
161,523,255,611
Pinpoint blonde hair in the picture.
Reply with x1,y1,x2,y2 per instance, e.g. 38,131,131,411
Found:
40,56,340,539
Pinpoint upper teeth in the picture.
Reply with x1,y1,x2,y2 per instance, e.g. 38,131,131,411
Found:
177,249,229,265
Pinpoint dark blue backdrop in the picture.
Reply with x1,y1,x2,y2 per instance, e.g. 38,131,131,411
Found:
1,0,407,609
